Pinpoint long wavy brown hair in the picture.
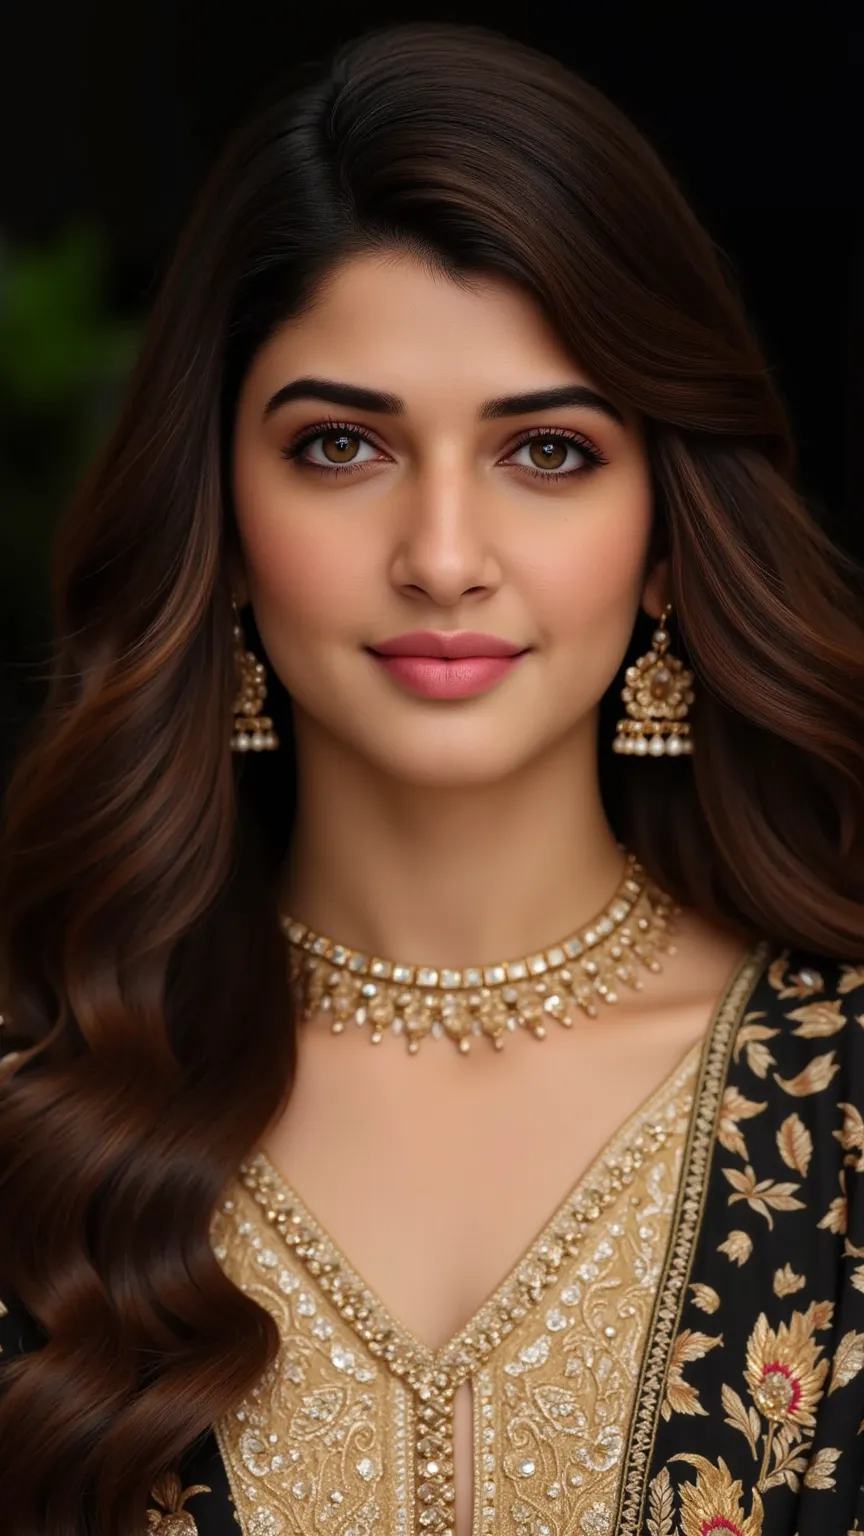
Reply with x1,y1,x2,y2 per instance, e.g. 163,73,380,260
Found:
1,19,862,1534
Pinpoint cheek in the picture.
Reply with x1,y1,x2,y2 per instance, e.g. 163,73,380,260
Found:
513,477,654,717
521,483,653,643
234,458,370,640
251,527,366,641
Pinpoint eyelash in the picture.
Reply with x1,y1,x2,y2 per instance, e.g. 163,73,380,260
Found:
281,417,609,482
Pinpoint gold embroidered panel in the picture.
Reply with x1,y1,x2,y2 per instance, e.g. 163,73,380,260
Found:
209,1047,699,1535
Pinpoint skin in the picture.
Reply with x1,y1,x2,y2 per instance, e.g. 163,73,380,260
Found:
229,250,749,1534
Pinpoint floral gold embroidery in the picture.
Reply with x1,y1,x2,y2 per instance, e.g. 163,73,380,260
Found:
616,939,770,1536
718,1088,767,1161
744,1306,829,1429
809,1299,834,1331
634,949,864,1528
147,1471,211,1533
661,1329,723,1420
775,1113,813,1177
212,1048,701,1534
732,1017,779,1080
760,1425,814,1494
740,1302,832,1490
828,1329,864,1393
773,1050,841,1096
722,1164,805,1228
773,1265,806,1297
720,1384,761,1457
838,964,864,994
818,1168,848,1234
689,1283,720,1314
670,1453,764,1534
834,1102,864,1170
717,1230,753,1266
787,998,848,1038
803,1444,841,1489
768,958,824,999
646,1464,676,1535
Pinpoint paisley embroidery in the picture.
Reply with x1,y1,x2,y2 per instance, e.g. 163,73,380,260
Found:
210,1050,700,1534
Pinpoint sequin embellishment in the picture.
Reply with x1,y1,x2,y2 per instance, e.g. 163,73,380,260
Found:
210,1048,699,1533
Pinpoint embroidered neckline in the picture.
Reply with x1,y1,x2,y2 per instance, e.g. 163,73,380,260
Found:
237,1036,703,1396
220,937,769,1536
215,1058,698,1536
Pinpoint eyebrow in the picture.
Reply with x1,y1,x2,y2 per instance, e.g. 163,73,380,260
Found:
262,375,625,427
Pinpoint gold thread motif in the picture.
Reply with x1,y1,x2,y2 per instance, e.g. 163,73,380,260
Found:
614,938,771,1535
210,1044,701,1534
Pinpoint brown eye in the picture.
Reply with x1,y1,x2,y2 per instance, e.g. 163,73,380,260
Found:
283,421,382,477
506,428,607,481
296,428,376,468
315,430,366,466
527,437,569,471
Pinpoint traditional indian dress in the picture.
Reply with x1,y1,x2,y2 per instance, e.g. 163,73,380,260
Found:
3,937,864,1535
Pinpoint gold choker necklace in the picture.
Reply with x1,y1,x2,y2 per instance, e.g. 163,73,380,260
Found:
279,849,681,1055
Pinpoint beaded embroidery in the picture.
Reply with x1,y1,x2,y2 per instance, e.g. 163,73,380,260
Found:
210,1047,700,1534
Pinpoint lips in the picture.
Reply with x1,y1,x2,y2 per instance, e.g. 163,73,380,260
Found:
369,630,527,659
369,649,528,700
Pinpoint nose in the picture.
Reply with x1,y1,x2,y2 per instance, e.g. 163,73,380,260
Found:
389,463,502,606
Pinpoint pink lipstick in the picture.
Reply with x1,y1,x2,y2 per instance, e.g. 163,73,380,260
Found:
367,630,529,700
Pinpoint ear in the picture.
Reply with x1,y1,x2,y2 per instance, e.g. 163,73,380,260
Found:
640,555,670,621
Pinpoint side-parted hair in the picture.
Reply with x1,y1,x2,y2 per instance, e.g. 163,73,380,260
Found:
0,20,862,1533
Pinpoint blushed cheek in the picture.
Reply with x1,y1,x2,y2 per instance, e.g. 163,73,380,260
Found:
233,454,353,643
257,533,330,628
526,486,653,646
236,524,381,713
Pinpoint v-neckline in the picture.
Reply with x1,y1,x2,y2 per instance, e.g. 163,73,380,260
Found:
242,937,767,1378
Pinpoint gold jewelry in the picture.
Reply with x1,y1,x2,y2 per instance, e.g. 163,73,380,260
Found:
612,602,695,757
230,597,279,752
280,849,680,1054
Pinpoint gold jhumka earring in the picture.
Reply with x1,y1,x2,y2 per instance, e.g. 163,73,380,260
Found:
229,596,280,752
612,602,695,757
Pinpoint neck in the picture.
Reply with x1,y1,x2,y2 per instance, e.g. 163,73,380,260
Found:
279,711,627,968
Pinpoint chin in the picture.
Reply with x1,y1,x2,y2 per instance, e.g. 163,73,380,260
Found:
362,735,535,789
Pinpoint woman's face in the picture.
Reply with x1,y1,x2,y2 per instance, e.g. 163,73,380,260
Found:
231,251,661,786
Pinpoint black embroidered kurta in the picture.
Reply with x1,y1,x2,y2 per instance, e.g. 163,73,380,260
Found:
3,938,864,1535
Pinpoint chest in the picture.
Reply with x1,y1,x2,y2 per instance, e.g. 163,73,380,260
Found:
180,944,864,1535
212,1075,691,1536
257,1000,711,1358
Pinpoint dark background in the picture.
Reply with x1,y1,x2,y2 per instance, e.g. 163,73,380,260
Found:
0,0,861,789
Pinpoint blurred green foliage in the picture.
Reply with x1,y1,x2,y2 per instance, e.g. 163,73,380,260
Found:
0,224,141,779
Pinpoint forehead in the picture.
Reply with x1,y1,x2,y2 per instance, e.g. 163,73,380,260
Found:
249,252,595,396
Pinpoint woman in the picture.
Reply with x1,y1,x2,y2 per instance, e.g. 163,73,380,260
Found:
1,18,862,1536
